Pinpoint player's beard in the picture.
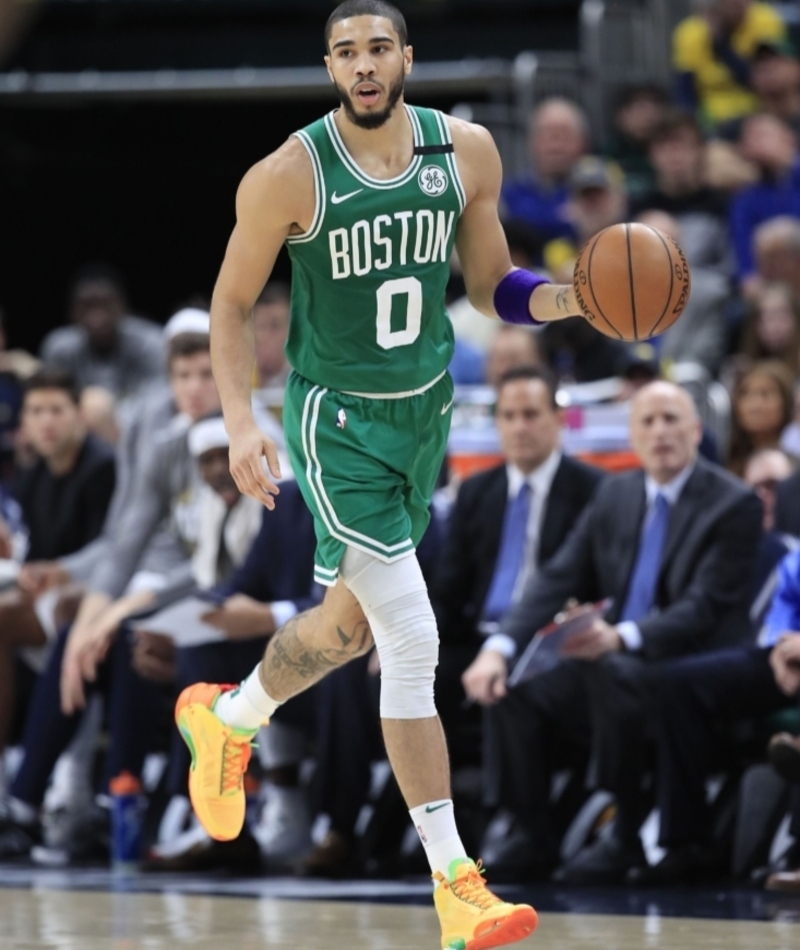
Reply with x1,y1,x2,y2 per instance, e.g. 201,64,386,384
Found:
334,69,405,130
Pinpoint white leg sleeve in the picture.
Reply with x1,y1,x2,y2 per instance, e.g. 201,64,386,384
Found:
339,546,439,720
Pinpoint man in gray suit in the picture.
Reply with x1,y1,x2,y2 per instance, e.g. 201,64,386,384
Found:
463,381,762,882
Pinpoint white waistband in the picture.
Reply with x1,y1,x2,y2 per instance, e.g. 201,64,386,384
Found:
341,369,447,400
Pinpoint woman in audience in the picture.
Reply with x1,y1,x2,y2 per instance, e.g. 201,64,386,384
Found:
739,283,800,377
727,360,796,476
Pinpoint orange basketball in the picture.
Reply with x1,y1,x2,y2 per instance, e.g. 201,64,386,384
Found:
572,222,691,342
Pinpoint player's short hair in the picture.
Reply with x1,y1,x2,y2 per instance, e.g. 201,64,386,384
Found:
325,0,408,51
496,365,559,410
167,332,211,367
23,368,80,405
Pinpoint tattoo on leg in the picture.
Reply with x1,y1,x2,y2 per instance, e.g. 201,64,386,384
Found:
266,611,372,691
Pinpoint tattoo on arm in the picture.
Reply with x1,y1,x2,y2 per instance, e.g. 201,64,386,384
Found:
555,287,571,313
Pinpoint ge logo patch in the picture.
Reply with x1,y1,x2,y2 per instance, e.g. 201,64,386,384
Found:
418,165,448,197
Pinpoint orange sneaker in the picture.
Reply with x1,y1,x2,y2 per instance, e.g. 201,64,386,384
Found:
174,683,263,842
433,859,538,950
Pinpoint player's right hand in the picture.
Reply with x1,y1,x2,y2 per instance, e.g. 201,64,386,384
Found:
462,649,508,706
228,421,282,510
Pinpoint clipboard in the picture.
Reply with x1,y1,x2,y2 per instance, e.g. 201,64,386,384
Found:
507,598,613,688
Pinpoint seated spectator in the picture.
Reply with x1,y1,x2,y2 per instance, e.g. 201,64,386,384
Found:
636,209,729,373
672,0,787,127
439,366,603,694
544,157,628,283
750,40,800,135
502,98,589,244
0,370,115,792
0,318,221,860
39,263,165,404
732,114,800,285
606,83,671,203
744,447,796,532
632,112,731,277
749,216,800,302
781,379,800,457
483,326,543,389
727,360,795,476
736,282,800,378
462,381,762,884
742,38,800,139
636,546,800,885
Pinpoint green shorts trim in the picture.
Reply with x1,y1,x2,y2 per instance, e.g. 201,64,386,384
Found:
284,371,452,586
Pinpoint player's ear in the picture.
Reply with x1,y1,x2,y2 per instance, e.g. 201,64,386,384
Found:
404,44,413,75
324,54,333,80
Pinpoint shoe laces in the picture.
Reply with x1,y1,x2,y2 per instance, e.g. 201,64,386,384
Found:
220,734,253,796
450,861,503,911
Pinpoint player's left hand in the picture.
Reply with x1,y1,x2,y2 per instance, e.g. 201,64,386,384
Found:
561,616,622,660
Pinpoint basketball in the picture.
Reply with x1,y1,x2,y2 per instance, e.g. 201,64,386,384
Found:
573,222,691,342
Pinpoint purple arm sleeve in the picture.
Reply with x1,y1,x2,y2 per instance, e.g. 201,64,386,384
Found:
493,269,551,326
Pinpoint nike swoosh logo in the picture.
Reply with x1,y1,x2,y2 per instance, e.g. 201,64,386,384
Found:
441,398,454,415
425,803,449,813
331,188,363,205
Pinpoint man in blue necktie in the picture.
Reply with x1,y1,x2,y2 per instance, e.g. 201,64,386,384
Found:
463,381,762,883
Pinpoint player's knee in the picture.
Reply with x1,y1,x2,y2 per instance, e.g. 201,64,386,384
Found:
340,548,439,719
376,604,439,719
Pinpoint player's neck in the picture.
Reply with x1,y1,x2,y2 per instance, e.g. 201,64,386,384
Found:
333,100,414,178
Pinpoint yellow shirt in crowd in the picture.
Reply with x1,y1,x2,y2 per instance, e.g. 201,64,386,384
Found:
672,2,787,124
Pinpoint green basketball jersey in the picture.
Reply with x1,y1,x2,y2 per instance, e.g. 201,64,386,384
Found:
285,105,465,395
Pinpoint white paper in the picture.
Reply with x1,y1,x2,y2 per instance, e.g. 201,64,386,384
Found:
132,596,225,647
0,559,19,588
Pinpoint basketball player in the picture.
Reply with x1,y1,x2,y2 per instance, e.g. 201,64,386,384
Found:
177,3,592,946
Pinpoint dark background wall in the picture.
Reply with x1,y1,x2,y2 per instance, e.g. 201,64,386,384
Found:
0,0,580,352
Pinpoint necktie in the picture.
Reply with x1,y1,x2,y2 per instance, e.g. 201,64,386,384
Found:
619,492,670,623
215,507,235,583
482,482,532,623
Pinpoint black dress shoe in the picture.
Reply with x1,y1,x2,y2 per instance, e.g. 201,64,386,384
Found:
768,733,800,784
479,826,557,883
554,834,645,886
626,844,720,887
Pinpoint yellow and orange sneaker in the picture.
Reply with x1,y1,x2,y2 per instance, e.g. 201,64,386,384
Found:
433,858,538,950
174,683,264,842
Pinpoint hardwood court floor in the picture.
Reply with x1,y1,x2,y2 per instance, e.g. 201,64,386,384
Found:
3,886,800,950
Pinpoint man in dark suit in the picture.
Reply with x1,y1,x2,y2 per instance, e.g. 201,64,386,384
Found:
463,380,762,883
433,365,604,749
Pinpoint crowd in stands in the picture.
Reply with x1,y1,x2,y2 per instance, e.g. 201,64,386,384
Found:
1,0,800,892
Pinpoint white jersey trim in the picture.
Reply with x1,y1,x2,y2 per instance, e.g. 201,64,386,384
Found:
286,130,326,244
324,106,424,189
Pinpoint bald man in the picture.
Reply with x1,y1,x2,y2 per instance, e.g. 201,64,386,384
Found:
463,382,762,883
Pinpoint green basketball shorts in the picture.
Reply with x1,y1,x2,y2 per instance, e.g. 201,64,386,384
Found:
283,369,454,586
